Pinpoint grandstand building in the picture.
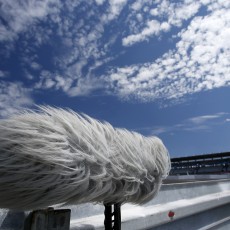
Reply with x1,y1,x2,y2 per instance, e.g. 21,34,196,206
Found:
170,152,230,176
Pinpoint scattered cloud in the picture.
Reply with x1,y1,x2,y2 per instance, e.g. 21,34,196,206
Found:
150,127,170,135
30,62,42,71
1,0,117,96
67,77,104,97
0,70,9,78
0,81,33,118
102,0,128,22
0,0,60,42
95,0,106,5
0,0,229,104
122,20,164,46
122,0,201,46
107,1,230,102
188,113,227,124
148,112,229,135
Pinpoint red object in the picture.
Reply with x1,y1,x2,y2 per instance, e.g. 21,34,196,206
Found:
168,211,175,218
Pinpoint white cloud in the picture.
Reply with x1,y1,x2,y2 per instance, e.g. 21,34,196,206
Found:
67,77,104,97
1,0,229,103
30,62,42,70
149,112,228,135
188,113,227,124
131,0,151,11
151,127,169,135
108,2,230,102
34,70,73,93
0,70,9,78
95,0,105,5
0,0,60,42
0,0,131,99
122,20,161,46
101,0,128,22
0,26,14,42
168,1,201,27
122,0,202,46
1,0,117,97
44,78,56,88
48,1,128,95
0,81,33,118
131,0,144,11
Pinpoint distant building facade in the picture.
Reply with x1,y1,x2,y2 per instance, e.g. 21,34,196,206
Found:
170,152,230,175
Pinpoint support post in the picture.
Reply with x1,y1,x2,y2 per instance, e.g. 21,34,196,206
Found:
104,203,121,230
24,208,71,230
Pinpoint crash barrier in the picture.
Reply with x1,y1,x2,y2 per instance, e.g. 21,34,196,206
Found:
0,176,230,229
69,175,230,230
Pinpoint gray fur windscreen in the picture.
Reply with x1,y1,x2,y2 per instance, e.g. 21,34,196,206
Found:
0,106,171,210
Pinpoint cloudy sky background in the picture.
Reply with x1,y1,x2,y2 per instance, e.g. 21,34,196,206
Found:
0,0,229,157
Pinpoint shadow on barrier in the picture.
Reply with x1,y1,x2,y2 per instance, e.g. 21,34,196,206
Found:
0,210,26,230
71,224,96,230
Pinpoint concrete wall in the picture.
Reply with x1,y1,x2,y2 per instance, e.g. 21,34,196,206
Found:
70,176,230,230
152,203,230,230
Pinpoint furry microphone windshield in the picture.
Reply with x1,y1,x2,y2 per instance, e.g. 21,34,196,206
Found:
0,106,170,210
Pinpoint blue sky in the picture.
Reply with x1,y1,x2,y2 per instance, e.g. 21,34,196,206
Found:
0,0,229,157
